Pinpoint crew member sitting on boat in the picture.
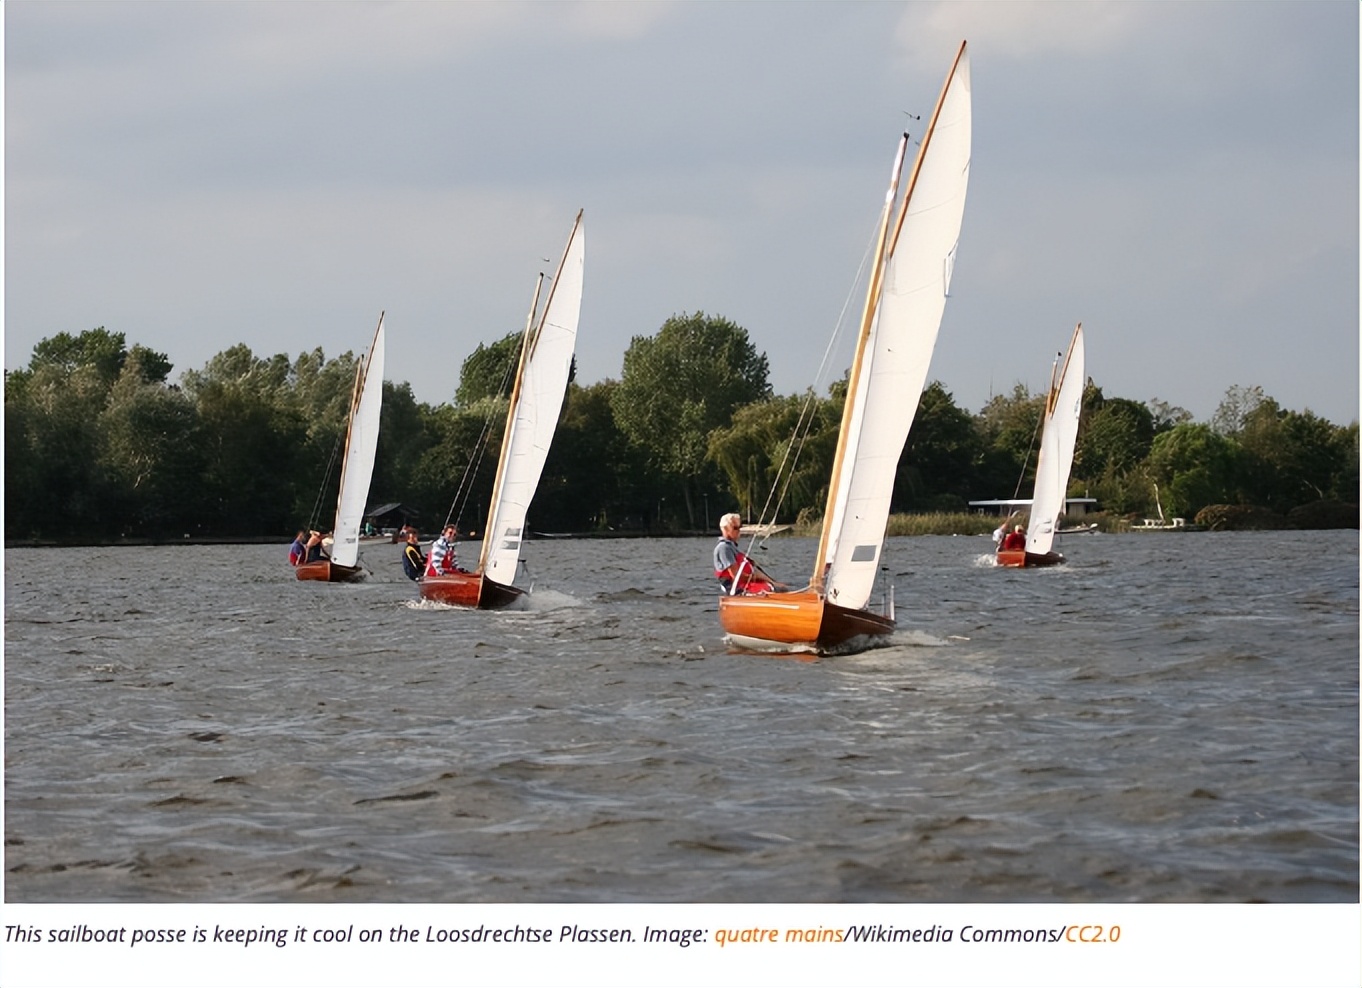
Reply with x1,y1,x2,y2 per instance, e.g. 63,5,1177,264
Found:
713,512,786,595
305,530,330,563
1000,524,1026,551
288,530,307,566
425,524,466,577
402,529,426,581
991,511,1019,548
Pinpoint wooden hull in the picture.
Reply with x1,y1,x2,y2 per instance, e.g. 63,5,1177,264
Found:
718,589,895,654
294,560,366,583
996,549,1065,569
419,571,525,610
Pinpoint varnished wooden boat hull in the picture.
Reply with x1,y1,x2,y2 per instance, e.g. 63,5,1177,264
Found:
294,560,366,583
718,589,895,653
995,549,1065,569
419,571,525,610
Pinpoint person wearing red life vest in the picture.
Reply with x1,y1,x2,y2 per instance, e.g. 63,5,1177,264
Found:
425,524,465,577
1001,524,1027,551
713,512,786,595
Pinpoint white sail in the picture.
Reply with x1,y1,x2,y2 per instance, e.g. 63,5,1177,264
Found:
330,314,386,568
1026,323,1085,556
821,45,972,610
481,212,585,586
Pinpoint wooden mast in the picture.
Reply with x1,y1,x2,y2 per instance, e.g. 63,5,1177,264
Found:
1048,322,1082,417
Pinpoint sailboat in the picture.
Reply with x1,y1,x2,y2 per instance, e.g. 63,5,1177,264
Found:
296,313,386,583
996,323,1086,568
719,43,971,653
420,210,585,609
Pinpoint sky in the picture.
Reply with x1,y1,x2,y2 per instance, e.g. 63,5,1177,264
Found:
5,1,1358,426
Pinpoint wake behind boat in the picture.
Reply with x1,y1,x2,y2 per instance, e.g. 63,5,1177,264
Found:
719,42,972,653
420,211,585,609
296,313,386,583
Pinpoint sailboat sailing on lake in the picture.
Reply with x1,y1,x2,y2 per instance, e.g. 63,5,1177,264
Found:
420,211,584,610
996,323,1086,568
296,313,386,583
719,43,972,653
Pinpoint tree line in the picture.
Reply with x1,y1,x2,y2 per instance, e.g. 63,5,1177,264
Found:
5,317,1357,543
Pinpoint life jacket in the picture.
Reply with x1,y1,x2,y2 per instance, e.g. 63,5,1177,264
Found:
402,543,425,580
716,551,772,595
426,537,458,577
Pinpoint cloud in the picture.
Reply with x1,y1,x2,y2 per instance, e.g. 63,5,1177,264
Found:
894,1,1144,63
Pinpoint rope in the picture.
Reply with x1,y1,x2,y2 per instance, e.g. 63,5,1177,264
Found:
307,430,346,532
1011,402,1045,501
442,332,525,530
743,221,879,563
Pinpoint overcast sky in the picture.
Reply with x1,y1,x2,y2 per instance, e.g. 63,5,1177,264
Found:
5,2,1358,425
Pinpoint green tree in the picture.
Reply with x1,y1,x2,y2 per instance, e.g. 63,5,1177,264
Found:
1211,384,1269,436
98,351,204,536
540,380,652,531
1147,397,1193,434
894,381,981,511
181,345,310,535
5,364,115,537
370,381,434,517
1146,423,1241,518
455,332,523,407
1076,396,1155,478
408,398,506,535
973,384,1045,497
27,327,170,387
707,391,839,522
611,312,771,527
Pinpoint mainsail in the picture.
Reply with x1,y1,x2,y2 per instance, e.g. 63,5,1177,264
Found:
1026,323,1085,556
480,211,585,586
816,44,972,610
329,314,385,569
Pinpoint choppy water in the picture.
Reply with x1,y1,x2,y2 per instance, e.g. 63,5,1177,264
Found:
4,531,1357,902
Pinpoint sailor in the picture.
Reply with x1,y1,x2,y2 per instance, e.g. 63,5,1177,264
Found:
425,524,464,577
1001,524,1027,551
991,511,1018,548
713,513,785,595
288,530,307,566
401,529,426,580
305,530,329,563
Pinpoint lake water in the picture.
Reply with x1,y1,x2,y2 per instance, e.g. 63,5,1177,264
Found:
4,531,1357,903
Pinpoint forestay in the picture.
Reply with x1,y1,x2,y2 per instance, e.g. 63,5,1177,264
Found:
330,315,386,569
820,47,972,611
481,212,585,586
1026,324,1085,556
